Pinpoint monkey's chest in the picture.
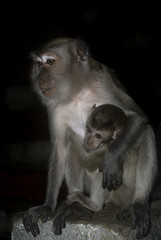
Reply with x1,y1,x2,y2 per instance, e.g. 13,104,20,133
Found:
67,100,92,140
67,87,106,139
69,110,86,140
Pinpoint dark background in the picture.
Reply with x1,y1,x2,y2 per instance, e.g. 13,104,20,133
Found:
1,3,161,239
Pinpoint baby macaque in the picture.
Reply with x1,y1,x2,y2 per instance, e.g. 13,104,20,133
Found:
84,104,127,151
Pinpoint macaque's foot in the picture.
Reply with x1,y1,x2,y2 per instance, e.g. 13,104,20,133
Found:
116,207,130,220
22,205,52,237
131,203,150,239
53,201,93,235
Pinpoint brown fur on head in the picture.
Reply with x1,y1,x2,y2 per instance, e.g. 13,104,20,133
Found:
84,104,127,151
88,104,127,132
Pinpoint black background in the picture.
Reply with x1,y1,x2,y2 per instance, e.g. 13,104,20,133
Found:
1,2,161,239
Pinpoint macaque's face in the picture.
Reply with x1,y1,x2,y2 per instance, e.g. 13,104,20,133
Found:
31,49,73,100
31,38,89,104
84,125,114,151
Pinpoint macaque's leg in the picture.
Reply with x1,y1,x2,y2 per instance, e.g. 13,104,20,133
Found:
67,172,108,212
131,126,157,239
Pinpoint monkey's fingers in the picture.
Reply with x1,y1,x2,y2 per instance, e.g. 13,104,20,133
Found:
53,202,73,235
116,207,130,221
99,162,103,172
110,175,122,191
41,210,53,222
22,212,40,237
53,211,64,235
131,215,138,230
106,167,123,191
102,170,108,189
30,222,40,237
131,203,150,239
102,170,114,191
100,157,121,190
42,216,48,222
22,214,30,233
132,218,150,239
104,175,121,191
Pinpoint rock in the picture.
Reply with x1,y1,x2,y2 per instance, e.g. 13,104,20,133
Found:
12,201,161,240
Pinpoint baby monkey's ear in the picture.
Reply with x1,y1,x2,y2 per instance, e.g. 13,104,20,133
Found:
112,127,122,140
91,104,96,112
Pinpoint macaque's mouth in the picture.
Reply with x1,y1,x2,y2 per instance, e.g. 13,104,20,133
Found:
83,143,104,153
41,87,55,97
83,144,95,153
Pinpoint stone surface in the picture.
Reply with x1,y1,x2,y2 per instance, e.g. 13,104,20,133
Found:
12,201,161,240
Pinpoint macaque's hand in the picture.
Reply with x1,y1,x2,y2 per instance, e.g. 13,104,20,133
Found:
22,204,52,237
99,150,123,191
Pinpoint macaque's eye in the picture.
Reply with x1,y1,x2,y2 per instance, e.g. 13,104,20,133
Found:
95,133,102,139
36,61,43,68
46,59,55,65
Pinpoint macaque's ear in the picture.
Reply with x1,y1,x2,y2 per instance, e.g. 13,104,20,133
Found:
91,104,96,112
75,39,89,62
112,131,117,140
112,128,122,140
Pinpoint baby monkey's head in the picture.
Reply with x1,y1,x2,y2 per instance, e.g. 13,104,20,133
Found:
84,104,127,151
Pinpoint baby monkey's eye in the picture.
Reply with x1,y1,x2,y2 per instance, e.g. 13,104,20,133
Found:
95,133,102,139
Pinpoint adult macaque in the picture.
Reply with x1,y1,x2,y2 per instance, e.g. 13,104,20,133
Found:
84,104,126,151
22,38,157,239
